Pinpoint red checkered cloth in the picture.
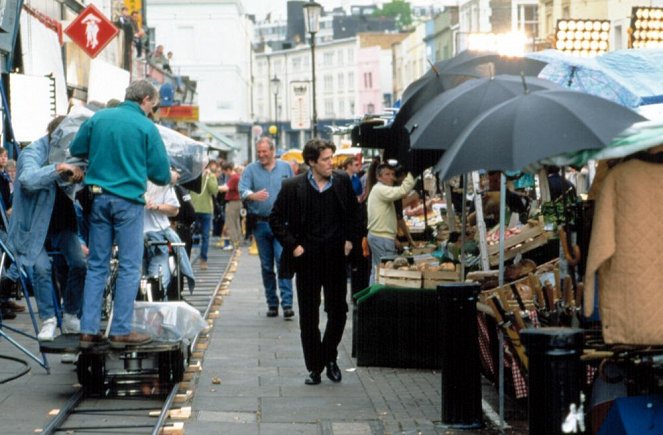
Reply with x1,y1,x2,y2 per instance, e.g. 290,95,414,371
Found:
527,309,540,327
476,313,529,399
504,347,528,398
477,313,496,379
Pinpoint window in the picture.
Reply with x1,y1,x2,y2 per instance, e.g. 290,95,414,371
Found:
337,73,344,90
324,99,334,117
338,100,345,117
291,56,301,71
323,52,334,66
324,74,333,93
363,72,373,89
517,4,538,38
347,48,354,64
337,49,344,65
349,100,355,115
348,72,355,91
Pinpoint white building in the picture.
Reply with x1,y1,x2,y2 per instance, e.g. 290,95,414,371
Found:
254,37,360,148
147,0,253,161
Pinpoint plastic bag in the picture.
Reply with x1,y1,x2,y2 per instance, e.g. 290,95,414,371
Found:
132,301,207,343
48,105,208,188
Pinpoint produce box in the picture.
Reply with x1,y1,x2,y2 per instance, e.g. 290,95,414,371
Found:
423,267,462,289
377,267,422,288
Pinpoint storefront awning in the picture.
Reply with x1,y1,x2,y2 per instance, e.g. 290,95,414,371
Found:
194,122,240,152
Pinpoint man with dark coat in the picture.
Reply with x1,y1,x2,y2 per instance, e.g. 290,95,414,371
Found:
270,138,360,385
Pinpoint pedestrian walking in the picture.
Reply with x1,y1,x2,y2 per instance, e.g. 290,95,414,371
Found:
271,138,360,385
239,137,294,318
190,161,219,270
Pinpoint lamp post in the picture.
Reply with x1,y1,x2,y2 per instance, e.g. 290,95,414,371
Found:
270,75,281,147
303,1,321,138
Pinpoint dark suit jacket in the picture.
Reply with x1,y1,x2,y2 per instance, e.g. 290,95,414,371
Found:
270,170,360,279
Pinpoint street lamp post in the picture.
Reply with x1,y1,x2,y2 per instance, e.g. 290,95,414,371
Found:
270,75,281,147
303,1,321,138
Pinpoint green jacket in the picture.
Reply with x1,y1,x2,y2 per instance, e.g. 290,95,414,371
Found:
69,101,171,204
190,172,219,214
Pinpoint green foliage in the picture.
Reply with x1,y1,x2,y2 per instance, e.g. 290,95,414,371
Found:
373,0,413,30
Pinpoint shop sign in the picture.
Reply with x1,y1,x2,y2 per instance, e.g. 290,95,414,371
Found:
158,105,200,121
290,81,311,130
64,4,119,58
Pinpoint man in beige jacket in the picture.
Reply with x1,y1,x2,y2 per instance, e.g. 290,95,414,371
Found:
366,162,415,284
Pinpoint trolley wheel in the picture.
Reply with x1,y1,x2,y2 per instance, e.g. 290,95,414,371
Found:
77,353,106,396
157,349,185,384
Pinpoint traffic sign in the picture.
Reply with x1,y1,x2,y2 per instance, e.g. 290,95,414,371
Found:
64,4,119,59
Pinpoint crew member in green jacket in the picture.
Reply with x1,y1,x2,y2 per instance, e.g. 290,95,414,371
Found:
190,160,219,270
70,79,179,349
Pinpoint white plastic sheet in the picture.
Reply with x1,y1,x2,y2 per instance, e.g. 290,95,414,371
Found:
132,301,207,343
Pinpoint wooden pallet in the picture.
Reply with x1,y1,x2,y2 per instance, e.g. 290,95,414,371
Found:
377,267,422,288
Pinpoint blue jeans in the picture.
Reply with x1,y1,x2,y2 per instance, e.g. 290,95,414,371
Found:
367,233,397,285
49,228,86,316
80,194,144,336
254,221,292,308
195,213,212,261
145,246,172,289
29,228,85,321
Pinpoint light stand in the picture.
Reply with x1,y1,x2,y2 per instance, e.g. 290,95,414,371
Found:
271,75,281,148
303,1,321,138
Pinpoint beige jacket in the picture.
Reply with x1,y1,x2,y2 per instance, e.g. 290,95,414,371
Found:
584,159,663,345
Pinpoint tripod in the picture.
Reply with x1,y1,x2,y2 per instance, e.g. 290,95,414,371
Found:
0,198,50,373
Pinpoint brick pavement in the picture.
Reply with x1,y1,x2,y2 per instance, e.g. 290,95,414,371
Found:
0,240,528,434
184,247,526,435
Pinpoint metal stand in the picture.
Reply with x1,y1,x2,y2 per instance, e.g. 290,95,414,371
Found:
0,237,51,373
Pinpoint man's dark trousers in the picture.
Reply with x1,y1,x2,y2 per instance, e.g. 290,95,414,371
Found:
296,241,348,374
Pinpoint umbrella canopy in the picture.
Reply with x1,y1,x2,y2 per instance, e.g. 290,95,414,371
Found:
280,149,303,164
407,75,562,151
527,49,663,108
394,51,547,129
434,89,648,180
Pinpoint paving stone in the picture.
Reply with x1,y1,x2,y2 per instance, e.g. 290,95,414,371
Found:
198,410,257,423
260,396,377,423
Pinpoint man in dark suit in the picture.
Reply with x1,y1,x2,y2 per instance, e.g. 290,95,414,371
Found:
270,139,360,385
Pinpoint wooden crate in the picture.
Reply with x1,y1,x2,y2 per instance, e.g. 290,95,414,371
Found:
488,232,552,267
422,268,461,288
486,221,545,256
377,267,422,288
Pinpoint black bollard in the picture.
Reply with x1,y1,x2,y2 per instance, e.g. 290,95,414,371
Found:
437,282,483,429
521,327,585,435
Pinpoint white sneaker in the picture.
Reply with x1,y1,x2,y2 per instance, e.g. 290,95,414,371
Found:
38,317,57,341
62,313,80,334
223,245,234,251
61,353,78,364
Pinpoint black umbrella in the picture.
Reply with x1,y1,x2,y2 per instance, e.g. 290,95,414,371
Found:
407,75,562,151
434,89,648,180
394,51,547,129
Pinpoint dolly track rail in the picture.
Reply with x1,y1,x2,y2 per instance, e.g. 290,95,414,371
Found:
41,383,181,435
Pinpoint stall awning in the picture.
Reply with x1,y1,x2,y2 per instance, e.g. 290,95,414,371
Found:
194,122,240,152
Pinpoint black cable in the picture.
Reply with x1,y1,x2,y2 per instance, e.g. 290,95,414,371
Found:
0,354,31,384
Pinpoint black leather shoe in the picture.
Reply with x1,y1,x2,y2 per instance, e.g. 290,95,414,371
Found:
1,307,16,320
326,361,342,383
304,371,321,385
266,307,278,317
283,307,295,320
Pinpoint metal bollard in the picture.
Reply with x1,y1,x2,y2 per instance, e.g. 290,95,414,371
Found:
437,282,483,429
521,327,585,435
